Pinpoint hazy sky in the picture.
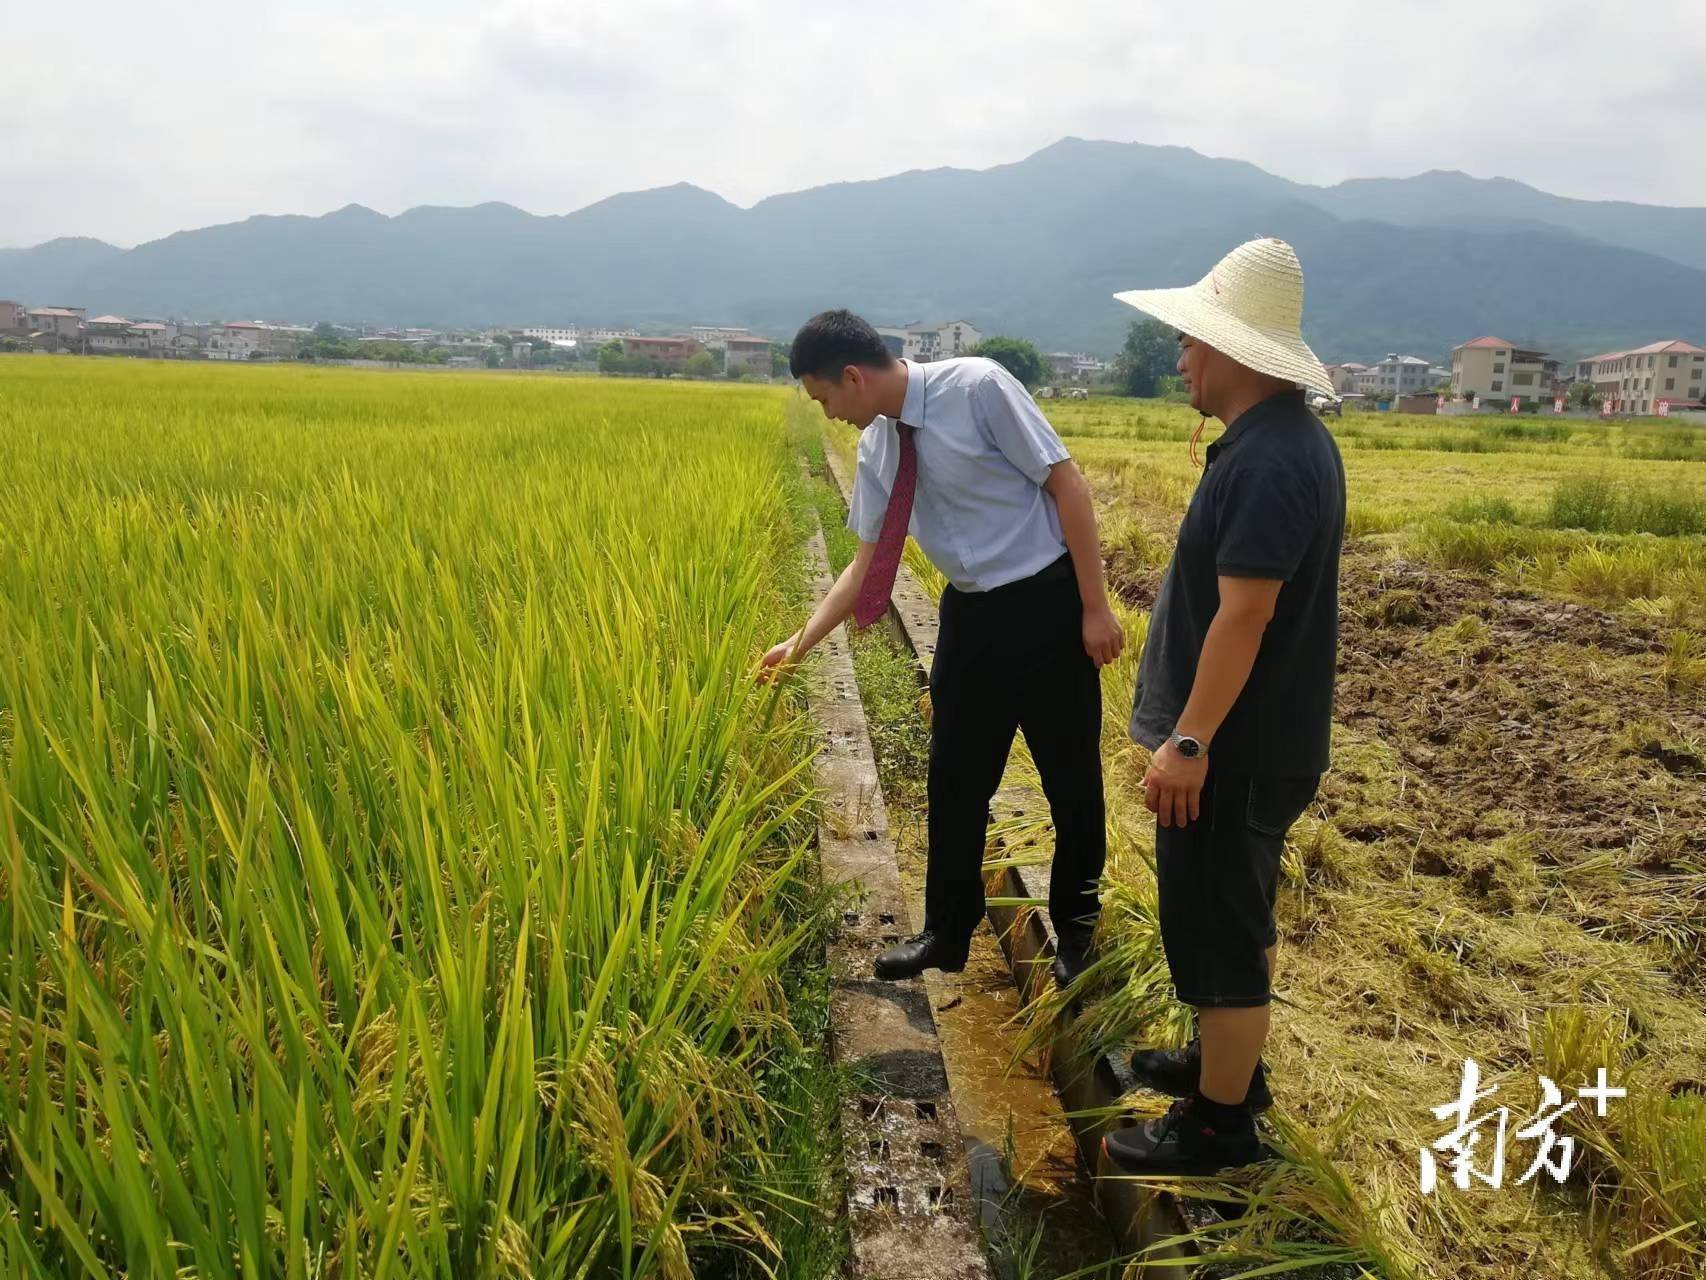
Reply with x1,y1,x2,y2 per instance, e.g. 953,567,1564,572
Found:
10,0,1705,248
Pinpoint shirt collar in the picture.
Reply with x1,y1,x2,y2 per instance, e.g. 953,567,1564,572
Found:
1211,388,1306,456
898,358,928,428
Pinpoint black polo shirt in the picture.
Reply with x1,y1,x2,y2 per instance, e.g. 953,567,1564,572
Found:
1129,389,1345,776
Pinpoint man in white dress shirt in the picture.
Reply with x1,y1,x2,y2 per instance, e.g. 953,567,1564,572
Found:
759,310,1123,983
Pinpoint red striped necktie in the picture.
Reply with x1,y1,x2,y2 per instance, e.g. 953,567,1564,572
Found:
853,422,917,628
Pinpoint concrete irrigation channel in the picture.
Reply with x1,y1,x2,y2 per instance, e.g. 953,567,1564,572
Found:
801,519,991,1279
820,440,1203,1274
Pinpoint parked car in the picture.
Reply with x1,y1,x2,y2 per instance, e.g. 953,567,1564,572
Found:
1309,392,1343,417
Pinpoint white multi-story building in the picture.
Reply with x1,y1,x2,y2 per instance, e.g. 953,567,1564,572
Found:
1451,337,1556,402
583,326,641,346
692,325,750,348
910,319,981,362
83,316,150,354
1354,354,1437,398
1586,339,1706,414
876,320,984,363
205,321,303,359
522,326,579,346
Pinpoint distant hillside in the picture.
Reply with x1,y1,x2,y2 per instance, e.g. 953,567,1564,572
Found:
0,237,126,303
1307,170,1706,273
4,139,1703,362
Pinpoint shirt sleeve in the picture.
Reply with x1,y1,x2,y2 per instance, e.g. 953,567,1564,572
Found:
845,432,888,543
971,364,1070,486
1214,459,1319,581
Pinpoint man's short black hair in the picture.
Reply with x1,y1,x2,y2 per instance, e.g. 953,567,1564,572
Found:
789,309,896,381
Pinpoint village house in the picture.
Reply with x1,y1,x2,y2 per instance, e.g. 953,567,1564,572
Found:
583,326,640,345
692,325,750,348
27,306,86,340
0,301,30,332
876,320,984,363
1450,337,1558,402
206,323,262,360
203,320,306,359
131,321,178,350
522,325,579,346
620,335,702,367
1355,353,1439,398
1324,363,1367,395
721,335,773,378
83,316,150,354
1046,351,1109,383
1584,339,1706,414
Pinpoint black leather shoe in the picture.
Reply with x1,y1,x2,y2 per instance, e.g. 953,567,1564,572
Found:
873,931,969,981
1128,1036,1274,1112
1100,1095,1267,1175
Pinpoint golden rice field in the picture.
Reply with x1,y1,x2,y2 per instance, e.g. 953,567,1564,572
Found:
0,358,840,1279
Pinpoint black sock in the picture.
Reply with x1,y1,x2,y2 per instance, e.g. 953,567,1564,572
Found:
1192,1091,1253,1130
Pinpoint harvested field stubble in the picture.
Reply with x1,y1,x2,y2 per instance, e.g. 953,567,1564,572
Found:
1049,397,1706,1279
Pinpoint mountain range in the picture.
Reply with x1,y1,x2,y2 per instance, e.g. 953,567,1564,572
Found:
4,138,1704,362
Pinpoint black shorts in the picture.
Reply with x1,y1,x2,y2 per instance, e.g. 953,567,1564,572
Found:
1154,770,1320,1008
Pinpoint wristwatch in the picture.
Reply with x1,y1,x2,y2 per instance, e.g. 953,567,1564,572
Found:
1167,730,1205,759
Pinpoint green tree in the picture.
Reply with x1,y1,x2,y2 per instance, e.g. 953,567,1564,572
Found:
684,351,720,378
772,348,791,379
969,335,1045,388
1113,319,1177,397
598,341,626,374
298,322,356,361
1567,380,1600,409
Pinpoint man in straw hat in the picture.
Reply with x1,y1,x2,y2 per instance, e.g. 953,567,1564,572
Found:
759,309,1124,987
1098,238,1346,1175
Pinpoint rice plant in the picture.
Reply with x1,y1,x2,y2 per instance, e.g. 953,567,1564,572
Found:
0,357,839,1278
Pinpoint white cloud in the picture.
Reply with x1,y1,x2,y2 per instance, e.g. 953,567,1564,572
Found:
7,0,1704,246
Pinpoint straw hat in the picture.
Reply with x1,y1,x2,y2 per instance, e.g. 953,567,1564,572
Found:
1113,238,1335,398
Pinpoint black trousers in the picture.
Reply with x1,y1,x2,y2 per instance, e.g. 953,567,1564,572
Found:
923,554,1106,948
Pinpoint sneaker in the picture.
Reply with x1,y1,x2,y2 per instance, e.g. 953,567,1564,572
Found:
1100,1093,1267,1175
1128,1036,1274,1112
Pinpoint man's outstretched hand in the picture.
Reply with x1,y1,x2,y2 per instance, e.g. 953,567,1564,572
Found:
755,633,804,683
